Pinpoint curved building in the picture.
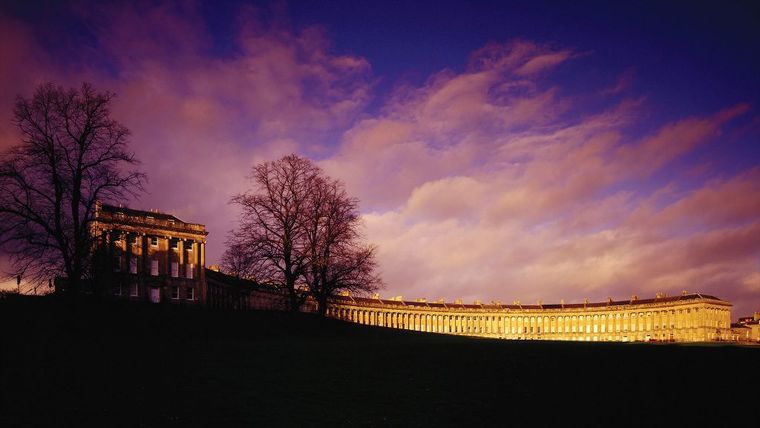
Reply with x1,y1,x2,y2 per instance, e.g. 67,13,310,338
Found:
326,293,732,342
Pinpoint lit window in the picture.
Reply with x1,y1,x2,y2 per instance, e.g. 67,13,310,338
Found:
150,236,158,247
171,262,179,278
130,282,138,297
187,287,195,300
151,260,158,276
129,258,137,274
186,263,194,279
171,286,179,299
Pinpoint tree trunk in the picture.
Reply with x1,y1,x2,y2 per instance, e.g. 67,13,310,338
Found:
317,295,328,317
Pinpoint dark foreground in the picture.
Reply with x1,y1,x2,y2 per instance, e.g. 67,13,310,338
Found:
1,296,757,427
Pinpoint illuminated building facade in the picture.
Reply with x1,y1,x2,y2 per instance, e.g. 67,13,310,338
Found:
92,202,207,304
730,312,760,343
326,293,733,342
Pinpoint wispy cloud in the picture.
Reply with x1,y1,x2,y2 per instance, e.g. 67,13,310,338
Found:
1,2,758,317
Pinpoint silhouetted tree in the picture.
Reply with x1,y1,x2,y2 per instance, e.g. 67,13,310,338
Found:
224,154,381,313
220,235,258,279
225,155,318,311
0,83,145,294
302,176,381,315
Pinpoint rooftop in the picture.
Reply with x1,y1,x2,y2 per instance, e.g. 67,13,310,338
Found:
96,203,207,235
332,293,729,311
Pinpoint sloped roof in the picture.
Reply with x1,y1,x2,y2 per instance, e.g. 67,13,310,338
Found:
100,203,184,223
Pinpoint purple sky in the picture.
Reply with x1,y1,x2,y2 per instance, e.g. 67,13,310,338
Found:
1,1,759,318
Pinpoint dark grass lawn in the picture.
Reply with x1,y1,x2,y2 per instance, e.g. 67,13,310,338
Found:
1,296,757,427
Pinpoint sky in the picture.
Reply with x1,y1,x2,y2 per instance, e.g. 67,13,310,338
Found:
1,0,759,318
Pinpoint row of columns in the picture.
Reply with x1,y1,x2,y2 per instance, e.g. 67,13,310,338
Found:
325,304,732,342
106,230,205,278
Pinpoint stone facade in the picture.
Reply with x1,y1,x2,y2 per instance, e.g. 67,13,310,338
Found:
91,202,207,304
205,268,288,311
326,293,733,342
731,312,760,343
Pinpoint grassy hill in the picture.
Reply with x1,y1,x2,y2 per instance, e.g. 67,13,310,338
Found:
1,295,757,426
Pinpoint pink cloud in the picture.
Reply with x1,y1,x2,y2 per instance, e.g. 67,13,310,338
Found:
0,3,373,270
322,40,758,317
1,4,759,319
515,51,573,76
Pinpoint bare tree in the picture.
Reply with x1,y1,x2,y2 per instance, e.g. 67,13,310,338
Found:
224,154,381,313
0,83,145,294
220,235,258,279
302,176,381,315
226,155,319,311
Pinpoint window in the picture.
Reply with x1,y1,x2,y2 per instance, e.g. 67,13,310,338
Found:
150,236,158,247
129,258,137,274
171,286,179,299
127,234,137,245
170,239,178,250
113,284,122,296
171,262,179,278
185,241,193,252
186,263,194,279
113,256,121,272
130,282,138,297
187,287,195,300
151,259,158,276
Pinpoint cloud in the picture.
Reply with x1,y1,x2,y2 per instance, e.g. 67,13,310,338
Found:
1,3,759,318
321,39,758,316
602,69,635,96
0,2,373,267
